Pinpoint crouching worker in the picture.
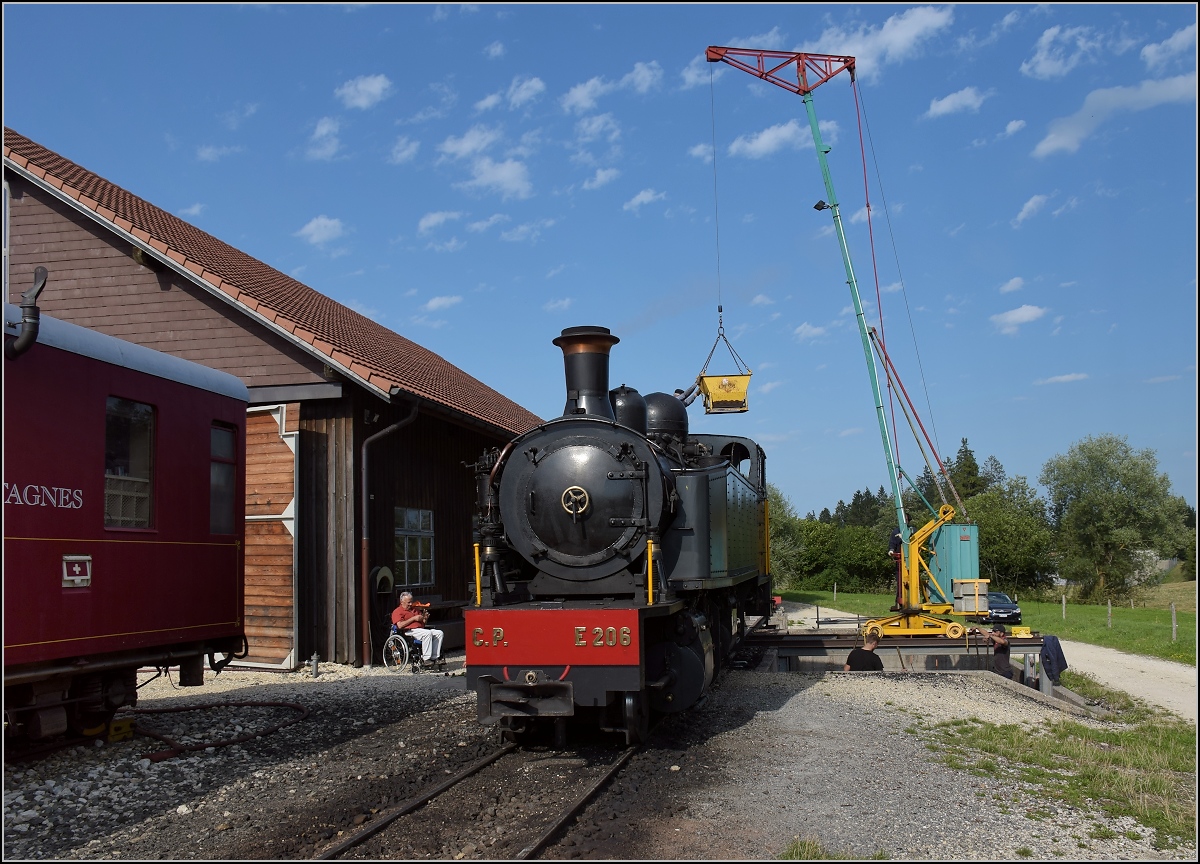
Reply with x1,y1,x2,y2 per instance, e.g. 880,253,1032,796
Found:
844,632,884,671
392,591,445,671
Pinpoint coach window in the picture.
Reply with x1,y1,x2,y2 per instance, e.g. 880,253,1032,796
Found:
104,397,155,528
210,424,237,534
394,507,434,588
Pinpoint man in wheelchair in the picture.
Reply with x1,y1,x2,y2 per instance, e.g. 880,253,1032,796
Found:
391,591,445,672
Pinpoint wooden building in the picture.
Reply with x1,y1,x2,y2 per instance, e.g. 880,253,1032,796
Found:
3,128,542,669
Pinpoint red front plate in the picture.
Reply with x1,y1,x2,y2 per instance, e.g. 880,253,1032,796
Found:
465,608,640,666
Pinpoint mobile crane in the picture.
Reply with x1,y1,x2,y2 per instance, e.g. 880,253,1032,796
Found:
705,47,986,638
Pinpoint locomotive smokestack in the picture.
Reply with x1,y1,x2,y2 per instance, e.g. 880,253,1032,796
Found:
552,326,619,419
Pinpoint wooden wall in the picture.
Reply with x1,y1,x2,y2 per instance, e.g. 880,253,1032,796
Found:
243,405,299,665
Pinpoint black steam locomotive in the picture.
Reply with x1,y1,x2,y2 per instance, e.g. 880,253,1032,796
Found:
464,326,771,744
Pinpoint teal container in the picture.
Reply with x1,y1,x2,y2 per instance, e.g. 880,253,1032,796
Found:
927,522,979,603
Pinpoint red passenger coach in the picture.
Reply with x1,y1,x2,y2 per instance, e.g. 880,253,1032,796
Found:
4,289,248,742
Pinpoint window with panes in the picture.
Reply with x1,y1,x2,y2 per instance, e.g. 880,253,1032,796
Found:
393,507,434,588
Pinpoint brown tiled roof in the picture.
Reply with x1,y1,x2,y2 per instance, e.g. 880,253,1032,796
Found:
3,127,542,436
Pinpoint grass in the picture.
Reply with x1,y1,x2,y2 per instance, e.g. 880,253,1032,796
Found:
783,588,1196,666
913,670,1196,850
779,837,888,860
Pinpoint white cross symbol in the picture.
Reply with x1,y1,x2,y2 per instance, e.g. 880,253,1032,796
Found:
73,563,82,575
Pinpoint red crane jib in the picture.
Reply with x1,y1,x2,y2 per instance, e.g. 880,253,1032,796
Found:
705,46,856,96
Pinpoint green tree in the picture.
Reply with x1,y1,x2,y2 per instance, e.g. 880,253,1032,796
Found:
767,483,803,589
967,476,1055,593
1039,434,1191,600
947,437,988,500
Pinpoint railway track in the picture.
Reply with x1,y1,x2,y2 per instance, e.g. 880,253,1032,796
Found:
316,739,639,860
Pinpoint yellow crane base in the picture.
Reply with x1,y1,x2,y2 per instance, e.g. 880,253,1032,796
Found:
865,613,965,640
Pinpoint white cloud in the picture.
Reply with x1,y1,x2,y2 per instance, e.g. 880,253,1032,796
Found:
423,296,462,312
426,237,465,253
1052,197,1080,217
467,214,508,232
500,219,556,243
1142,24,1196,70
388,136,420,164
998,277,1024,294
561,77,613,114
1145,375,1182,384
623,189,665,212
219,102,258,130
307,117,340,161
1011,194,1049,228
474,92,503,112
799,6,955,82
756,381,782,394
1033,74,1196,157
417,211,463,235
484,40,505,59
561,61,662,113
575,113,621,143
583,168,619,190
438,125,503,160
458,156,533,200
924,86,990,118
990,304,1046,335
196,145,241,162
295,215,345,246
1020,26,1104,80
794,322,826,341
179,203,204,217
1034,373,1088,385
335,74,394,109
620,61,663,94
1000,119,1026,138
544,298,572,312
728,118,824,158
751,294,774,306
507,75,546,109
689,143,713,163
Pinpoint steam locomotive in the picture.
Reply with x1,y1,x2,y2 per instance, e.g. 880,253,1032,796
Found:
464,326,771,745
4,275,248,743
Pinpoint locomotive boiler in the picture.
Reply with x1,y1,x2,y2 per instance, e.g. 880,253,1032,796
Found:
4,279,248,743
464,326,771,744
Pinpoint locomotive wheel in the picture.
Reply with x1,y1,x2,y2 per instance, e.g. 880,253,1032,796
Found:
623,691,650,745
945,622,965,639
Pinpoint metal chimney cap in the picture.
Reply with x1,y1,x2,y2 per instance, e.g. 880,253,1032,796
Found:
552,325,619,351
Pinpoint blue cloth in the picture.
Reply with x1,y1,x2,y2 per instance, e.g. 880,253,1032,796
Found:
1041,635,1068,684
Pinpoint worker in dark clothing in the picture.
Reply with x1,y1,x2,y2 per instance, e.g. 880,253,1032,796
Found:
844,632,884,671
972,624,1013,679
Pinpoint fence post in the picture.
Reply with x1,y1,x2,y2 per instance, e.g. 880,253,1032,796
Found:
1062,594,1066,620
1107,599,1112,629
833,582,837,601
1172,602,1177,642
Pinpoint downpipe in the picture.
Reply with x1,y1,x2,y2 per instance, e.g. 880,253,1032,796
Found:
4,266,48,360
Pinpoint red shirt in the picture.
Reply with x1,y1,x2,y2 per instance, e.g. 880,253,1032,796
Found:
391,604,427,629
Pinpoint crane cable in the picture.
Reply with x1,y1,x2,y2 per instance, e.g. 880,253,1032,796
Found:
700,67,751,380
850,78,947,482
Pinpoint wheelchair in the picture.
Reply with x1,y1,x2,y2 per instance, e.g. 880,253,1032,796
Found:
381,624,444,673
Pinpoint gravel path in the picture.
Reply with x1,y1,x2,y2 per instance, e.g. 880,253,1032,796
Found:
3,614,1196,861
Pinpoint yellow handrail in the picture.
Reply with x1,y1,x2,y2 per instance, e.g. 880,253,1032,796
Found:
647,537,655,606
473,542,482,607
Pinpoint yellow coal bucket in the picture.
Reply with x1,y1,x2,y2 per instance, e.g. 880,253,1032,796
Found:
699,373,751,413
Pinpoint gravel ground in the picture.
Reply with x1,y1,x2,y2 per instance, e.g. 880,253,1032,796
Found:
3,624,1197,861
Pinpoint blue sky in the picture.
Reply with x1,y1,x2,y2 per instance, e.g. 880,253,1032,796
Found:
4,4,1196,517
